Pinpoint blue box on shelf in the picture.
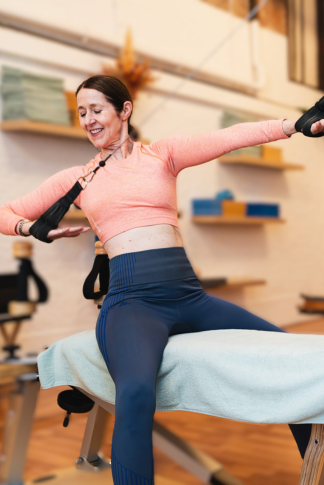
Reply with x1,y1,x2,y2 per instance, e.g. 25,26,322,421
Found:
192,199,222,215
246,203,280,218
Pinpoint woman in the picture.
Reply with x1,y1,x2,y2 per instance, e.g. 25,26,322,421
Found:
1,75,323,485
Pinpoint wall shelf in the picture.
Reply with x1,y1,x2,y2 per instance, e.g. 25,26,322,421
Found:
0,120,88,140
218,155,304,170
201,278,266,290
192,216,285,225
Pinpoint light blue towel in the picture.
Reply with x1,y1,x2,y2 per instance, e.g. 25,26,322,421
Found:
37,329,324,424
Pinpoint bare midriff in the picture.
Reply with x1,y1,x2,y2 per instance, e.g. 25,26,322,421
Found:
104,224,184,259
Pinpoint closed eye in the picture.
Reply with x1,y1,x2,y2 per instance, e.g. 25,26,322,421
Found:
79,110,102,117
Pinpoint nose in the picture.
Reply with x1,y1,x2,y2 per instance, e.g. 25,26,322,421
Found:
84,111,96,126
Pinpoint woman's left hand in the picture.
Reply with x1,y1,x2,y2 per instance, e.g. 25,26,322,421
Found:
311,119,324,135
283,118,324,136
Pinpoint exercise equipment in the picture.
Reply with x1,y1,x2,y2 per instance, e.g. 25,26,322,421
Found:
0,363,39,485
295,96,324,137
0,241,48,483
0,241,48,360
39,330,324,485
4,241,324,485
29,138,129,244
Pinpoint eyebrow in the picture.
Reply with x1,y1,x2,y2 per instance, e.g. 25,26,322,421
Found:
78,103,103,110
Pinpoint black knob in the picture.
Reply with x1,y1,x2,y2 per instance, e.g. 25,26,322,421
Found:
63,411,71,428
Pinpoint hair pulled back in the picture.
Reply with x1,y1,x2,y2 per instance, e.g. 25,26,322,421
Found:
76,75,134,134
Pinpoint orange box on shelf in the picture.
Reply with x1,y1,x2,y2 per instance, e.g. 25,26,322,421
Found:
222,200,246,218
261,146,283,163
65,91,79,127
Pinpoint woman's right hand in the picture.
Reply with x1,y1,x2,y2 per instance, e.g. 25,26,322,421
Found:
24,221,91,240
47,225,91,240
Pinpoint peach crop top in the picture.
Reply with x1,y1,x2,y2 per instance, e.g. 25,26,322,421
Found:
0,120,289,244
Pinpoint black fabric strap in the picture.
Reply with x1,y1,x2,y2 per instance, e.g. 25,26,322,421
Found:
17,258,49,303
30,182,83,243
295,96,324,138
29,137,130,244
83,255,110,300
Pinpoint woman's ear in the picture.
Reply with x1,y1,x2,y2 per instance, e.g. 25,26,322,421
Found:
122,101,133,120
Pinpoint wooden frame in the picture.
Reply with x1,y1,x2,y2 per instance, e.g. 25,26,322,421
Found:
300,424,324,485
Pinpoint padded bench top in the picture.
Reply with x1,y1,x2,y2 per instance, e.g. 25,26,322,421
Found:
37,329,324,424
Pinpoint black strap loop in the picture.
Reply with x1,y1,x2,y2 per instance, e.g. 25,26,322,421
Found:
17,258,49,303
29,182,83,243
28,137,130,244
295,95,324,138
83,254,109,300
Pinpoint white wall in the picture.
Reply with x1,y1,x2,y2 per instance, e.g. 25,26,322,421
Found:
0,1,324,357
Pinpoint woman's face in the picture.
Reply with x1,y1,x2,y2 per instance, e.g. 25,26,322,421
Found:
77,88,131,148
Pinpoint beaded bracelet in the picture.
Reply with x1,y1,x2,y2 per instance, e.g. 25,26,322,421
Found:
17,220,31,237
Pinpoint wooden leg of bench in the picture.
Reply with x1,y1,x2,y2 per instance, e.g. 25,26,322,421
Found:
300,424,324,485
152,420,244,485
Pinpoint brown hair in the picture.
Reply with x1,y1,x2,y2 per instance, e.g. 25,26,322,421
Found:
76,75,134,133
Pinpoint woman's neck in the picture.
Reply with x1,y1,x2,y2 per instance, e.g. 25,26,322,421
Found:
101,137,134,161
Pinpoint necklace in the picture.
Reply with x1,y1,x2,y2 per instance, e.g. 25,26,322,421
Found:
78,136,130,190
100,135,131,165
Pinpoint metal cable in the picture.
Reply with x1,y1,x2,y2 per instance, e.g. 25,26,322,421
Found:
137,0,270,130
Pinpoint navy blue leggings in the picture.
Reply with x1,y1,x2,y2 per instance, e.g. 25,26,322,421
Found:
95,247,311,485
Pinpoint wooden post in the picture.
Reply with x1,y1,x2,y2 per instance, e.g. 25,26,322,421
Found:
300,424,324,485
95,240,107,255
12,240,33,259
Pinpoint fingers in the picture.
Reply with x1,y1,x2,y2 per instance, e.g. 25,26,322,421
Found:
48,226,91,240
63,228,91,237
311,119,324,134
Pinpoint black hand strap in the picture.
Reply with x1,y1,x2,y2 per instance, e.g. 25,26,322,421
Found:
17,258,49,303
295,96,324,138
83,254,110,300
29,136,130,244
29,182,83,243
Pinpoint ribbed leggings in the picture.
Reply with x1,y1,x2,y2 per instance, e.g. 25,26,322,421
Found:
95,247,311,485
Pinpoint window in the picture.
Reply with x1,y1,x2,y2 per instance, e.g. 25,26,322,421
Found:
201,0,287,33
288,0,319,88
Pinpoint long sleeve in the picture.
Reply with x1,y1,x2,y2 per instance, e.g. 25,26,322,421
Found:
149,119,289,176
0,165,85,236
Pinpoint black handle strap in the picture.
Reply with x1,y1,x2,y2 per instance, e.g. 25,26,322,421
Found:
29,181,83,243
83,254,109,300
17,258,49,303
295,96,324,138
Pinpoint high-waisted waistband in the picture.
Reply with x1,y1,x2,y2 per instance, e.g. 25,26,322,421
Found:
109,247,196,289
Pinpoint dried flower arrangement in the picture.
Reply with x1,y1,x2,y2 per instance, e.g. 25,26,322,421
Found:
101,29,156,100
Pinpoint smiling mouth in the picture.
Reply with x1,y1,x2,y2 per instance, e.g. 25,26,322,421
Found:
90,128,104,135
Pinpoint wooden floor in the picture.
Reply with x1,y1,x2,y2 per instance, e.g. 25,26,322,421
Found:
1,318,324,485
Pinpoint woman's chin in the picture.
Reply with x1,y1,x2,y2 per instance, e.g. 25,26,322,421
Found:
89,137,107,149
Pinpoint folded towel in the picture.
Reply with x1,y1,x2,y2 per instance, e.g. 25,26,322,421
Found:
37,329,324,424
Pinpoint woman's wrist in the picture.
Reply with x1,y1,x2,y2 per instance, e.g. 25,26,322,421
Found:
15,220,33,236
22,221,34,236
282,119,297,137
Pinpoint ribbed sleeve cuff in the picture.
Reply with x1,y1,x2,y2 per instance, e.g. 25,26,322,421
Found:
272,119,291,140
0,205,24,235
7,214,23,235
